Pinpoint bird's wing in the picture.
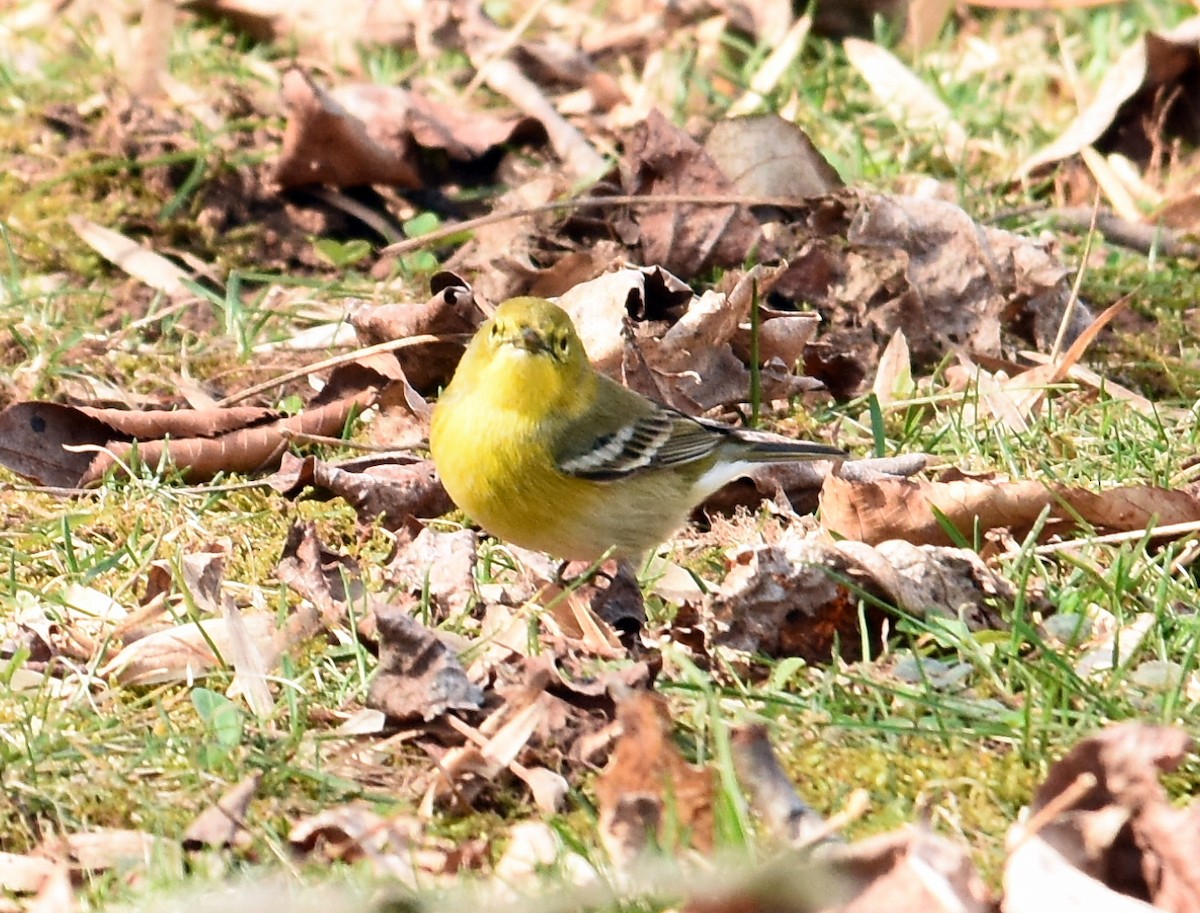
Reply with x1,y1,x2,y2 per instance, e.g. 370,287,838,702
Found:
556,400,725,482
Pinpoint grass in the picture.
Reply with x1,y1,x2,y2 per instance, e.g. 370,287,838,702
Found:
2,0,1200,909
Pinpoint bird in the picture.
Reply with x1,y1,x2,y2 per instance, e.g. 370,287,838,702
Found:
429,296,847,569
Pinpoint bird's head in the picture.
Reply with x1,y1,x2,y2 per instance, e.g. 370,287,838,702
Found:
457,296,594,415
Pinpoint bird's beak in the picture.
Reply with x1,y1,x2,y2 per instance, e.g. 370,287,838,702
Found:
509,326,550,354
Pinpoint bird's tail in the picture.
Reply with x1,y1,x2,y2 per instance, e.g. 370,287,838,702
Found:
741,437,848,462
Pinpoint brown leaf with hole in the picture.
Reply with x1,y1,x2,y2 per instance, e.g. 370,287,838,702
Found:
822,472,1200,547
0,367,382,488
621,109,765,279
593,690,714,863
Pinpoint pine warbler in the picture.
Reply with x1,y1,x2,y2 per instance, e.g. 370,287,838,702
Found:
430,296,846,565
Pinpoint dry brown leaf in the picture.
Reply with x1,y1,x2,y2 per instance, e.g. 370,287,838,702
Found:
34,829,177,878
831,827,992,913
711,531,1012,660
366,602,483,722
556,265,695,376
274,520,362,632
273,70,419,189
349,278,480,392
706,112,842,199
686,825,990,913
775,189,1082,397
274,65,546,190
1020,17,1200,176
620,109,765,279
0,362,383,488
184,0,422,70
593,690,714,863
385,526,478,621
1004,830,1160,913
99,613,283,686
426,694,564,814
273,453,453,535
732,725,829,846
822,472,1200,547
183,774,261,851
1006,723,1199,913
287,804,481,883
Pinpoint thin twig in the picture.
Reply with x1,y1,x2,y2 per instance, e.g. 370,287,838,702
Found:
1045,207,1200,259
379,192,815,256
1033,520,1200,555
1008,772,1097,851
216,333,452,407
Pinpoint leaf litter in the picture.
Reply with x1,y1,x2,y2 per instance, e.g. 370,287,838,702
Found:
4,1,1200,911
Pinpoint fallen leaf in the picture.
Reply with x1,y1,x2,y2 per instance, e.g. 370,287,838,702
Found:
385,526,478,621
593,690,714,863
711,530,1012,660
272,453,453,534
183,774,261,850
274,520,362,631
68,216,193,300
1006,722,1200,912
732,725,830,846
34,829,178,878
620,109,765,279
367,603,484,722
99,613,283,686
288,804,476,884
704,114,842,199
822,471,1200,547
1020,17,1200,175
349,278,480,393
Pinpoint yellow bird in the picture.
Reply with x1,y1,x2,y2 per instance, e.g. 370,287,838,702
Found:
430,297,846,566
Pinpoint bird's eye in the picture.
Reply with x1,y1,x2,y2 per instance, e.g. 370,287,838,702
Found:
556,334,570,357
489,322,500,339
